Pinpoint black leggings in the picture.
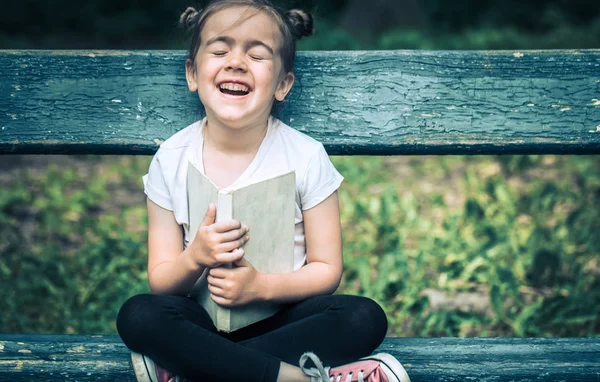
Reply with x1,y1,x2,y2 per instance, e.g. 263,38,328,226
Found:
117,294,388,382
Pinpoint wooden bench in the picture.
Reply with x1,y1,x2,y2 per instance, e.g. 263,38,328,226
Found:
1,50,599,381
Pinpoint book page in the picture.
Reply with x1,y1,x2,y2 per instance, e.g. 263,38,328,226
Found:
187,163,296,331
187,162,220,324
232,171,295,273
228,171,296,330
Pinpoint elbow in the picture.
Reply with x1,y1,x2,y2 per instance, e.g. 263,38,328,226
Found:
148,278,166,295
324,267,343,295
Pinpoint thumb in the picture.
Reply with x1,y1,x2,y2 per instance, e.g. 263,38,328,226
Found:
201,203,216,227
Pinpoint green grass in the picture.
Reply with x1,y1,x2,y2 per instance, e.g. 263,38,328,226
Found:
1,155,598,336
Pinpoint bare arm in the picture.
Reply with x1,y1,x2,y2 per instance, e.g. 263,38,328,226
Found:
147,199,249,295
146,199,203,295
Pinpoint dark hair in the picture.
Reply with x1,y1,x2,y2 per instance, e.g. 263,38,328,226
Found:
179,0,313,74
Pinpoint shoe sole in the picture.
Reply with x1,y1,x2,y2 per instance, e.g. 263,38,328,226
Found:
130,352,156,382
364,353,411,382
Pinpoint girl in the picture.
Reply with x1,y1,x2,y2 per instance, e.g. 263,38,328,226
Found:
116,1,411,381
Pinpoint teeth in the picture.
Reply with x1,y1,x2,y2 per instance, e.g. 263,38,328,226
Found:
220,83,249,92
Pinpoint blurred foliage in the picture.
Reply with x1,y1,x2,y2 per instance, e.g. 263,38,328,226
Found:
0,158,150,333
334,155,600,337
1,0,599,49
1,155,598,336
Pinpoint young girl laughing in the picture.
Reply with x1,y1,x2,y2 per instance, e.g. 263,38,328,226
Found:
117,1,410,381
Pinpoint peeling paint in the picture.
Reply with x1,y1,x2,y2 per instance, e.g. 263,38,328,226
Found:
560,107,571,112
66,345,86,353
591,99,600,106
12,84,21,91
0,343,4,352
111,99,122,103
513,52,524,58
589,126,600,133
527,104,535,107
154,139,163,145
14,360,23,371
17,349,32,354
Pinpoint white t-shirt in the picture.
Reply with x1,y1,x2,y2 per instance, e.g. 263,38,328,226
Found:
143,116,343,271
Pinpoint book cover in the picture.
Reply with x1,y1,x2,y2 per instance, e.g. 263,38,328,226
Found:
186,161,296,332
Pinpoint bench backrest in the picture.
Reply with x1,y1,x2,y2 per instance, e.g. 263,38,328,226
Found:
1,50,599,155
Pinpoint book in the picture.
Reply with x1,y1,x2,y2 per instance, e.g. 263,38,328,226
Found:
186,161,296,332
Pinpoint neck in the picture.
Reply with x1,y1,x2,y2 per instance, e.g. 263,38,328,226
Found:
203,116,269,154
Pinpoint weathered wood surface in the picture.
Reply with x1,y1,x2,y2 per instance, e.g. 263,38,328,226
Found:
1,50,599,155
1,335,599,381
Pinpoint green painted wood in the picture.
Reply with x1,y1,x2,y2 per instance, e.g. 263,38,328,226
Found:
1,335,599,381
1,50,599,155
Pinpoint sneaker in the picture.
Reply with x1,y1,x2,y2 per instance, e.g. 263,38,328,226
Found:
130,352,192,382
299,352,410,382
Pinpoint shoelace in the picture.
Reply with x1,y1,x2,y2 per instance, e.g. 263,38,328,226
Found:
299,352,367,382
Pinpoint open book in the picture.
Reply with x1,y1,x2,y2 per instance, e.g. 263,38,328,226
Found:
187,161,296,332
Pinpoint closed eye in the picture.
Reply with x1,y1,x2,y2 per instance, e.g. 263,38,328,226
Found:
213,51,227,56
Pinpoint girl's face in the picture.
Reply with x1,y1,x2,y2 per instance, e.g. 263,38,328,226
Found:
186,6,294,129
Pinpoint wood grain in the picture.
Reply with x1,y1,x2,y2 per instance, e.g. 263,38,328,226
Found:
1,335,599,381
1,50,599,155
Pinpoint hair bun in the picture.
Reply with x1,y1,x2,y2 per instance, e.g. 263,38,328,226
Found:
179,7,201,31
285,9,314,40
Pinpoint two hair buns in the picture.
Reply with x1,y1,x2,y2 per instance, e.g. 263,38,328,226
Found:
179,6,313,40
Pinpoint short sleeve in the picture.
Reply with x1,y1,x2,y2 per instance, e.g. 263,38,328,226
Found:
300,144,344,210
143,152,173,211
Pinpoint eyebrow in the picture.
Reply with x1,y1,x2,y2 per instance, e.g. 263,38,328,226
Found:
205,35,274,55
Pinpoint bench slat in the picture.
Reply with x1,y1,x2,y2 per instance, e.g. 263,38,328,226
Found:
1,50,599,155
1,335,599,381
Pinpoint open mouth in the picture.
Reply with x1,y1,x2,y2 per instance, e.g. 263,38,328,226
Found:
219,83,250,96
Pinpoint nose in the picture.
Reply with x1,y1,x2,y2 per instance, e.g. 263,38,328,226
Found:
226,49,247,72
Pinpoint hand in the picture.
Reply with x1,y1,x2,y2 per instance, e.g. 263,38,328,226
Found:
189,203,249,268
207,257,264,307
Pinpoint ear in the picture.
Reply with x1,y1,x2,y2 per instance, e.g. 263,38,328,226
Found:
185,59,198,92
274,72,295,102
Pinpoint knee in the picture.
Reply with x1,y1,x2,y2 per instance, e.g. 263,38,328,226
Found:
342,295,388,347
116,294,159,350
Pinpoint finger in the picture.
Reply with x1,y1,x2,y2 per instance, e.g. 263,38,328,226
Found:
210,293,231,307
217,236,249,253
217,225,249,243
200,204,217,227
212,220,242,233
207,283,224,296
207,275,226,289
208,267,228,279
214,248,245,264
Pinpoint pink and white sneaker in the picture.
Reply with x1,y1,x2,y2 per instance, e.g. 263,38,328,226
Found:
130,352,194,382
299,352,411,382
